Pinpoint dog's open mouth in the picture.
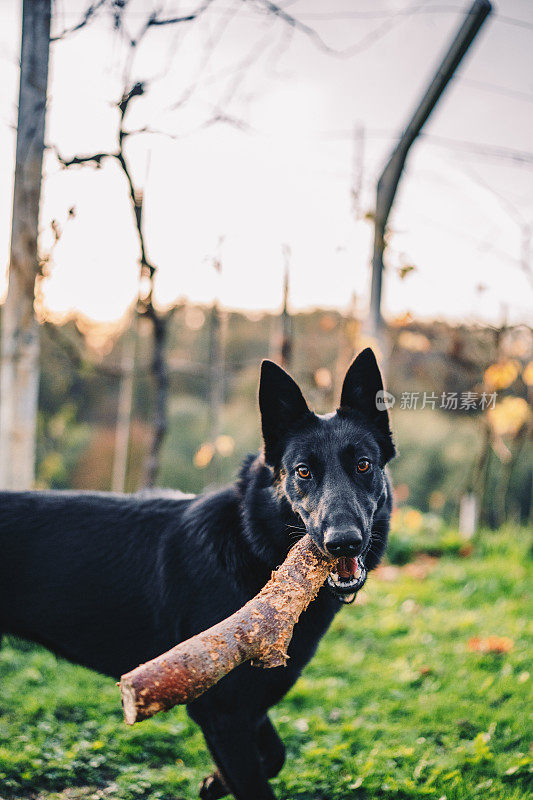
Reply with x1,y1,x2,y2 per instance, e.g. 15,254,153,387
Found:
327,556,367,603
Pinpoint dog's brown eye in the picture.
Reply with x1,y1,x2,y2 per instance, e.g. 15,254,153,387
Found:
296,464,311,479
357,458,371,473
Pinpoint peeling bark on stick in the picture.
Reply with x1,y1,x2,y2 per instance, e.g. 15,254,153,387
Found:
120,534,333,724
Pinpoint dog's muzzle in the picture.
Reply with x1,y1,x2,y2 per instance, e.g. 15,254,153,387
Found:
327,556,367,604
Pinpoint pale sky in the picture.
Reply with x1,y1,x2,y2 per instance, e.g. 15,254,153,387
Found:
1,0,532,327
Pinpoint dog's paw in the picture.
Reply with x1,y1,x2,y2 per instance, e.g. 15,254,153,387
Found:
199,770,229,800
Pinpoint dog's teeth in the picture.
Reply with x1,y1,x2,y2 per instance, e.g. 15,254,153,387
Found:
331,572,339,582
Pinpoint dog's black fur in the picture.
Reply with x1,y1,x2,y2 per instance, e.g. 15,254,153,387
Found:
0,348,394,800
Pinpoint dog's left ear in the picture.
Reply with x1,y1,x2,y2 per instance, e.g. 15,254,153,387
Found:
340,348,395,462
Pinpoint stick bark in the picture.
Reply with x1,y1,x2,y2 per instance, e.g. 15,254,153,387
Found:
120,534,332,724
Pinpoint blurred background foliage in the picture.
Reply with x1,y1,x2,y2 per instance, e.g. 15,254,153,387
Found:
34,305,532,528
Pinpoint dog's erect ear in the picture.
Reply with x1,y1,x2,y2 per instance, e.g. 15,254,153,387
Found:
340,348,384,415
259,360,311,466
340,348,395,461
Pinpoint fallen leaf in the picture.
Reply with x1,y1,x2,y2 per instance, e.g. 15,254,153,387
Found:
467,636,514,654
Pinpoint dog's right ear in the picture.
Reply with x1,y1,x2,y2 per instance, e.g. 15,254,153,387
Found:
259,360,311,466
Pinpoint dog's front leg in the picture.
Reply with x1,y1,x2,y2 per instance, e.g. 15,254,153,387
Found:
199,768,229,800
199,714,285,799
256,715,285,779
194,709,277,800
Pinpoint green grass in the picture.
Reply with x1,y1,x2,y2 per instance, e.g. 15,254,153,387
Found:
1,527,531,800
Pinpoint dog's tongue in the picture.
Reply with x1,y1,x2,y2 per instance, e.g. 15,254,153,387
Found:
337,556,357,579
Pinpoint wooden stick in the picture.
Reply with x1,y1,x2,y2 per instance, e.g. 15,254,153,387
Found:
120,534,332,724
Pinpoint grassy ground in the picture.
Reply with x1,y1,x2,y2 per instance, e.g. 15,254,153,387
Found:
0,526,531,800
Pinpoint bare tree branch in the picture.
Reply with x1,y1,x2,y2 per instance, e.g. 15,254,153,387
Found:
49,0,339,487
153,0,244,117
140,302,169,488
53,68,167,486
252,0,433,59
51,0,107,42
288,4,463,22
145,0,215,28
54,150,114,168
252,0,337,54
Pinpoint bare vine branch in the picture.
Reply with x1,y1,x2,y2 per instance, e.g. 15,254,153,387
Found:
54,68,168,486
54,150,114,168
144,0,215,28
51,0,107,42
49,0,336,487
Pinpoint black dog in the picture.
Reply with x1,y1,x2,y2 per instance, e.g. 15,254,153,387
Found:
0,348,394,800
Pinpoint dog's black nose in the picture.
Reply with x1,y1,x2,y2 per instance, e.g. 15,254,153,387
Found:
324,528,363,558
